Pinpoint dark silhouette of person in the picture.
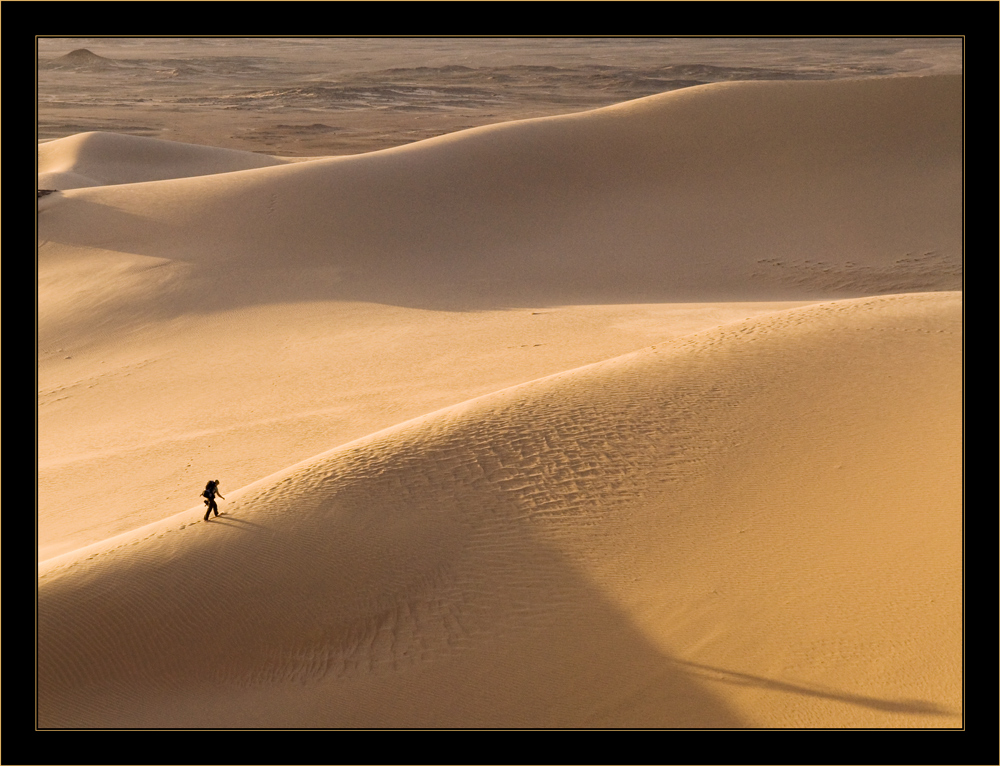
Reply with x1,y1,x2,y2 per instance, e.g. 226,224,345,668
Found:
202,479,225,521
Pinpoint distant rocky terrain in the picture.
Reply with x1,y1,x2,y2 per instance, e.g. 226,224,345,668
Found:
37,38,962,157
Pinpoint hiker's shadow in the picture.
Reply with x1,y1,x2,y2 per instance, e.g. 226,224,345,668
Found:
212,514,269,531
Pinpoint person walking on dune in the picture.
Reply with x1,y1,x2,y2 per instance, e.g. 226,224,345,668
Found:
202,479,225,520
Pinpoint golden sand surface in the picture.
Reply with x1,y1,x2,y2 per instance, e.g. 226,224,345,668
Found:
38,39,962,728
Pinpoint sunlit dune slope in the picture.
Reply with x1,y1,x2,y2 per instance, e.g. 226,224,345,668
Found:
37,130,290,190
38,293,962,728
38,75,962,321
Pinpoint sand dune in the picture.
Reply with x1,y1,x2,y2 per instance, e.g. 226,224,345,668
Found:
37,131,290,190
37,76,962,558
37,72,962,728
38,293,961,728
39,75,961,317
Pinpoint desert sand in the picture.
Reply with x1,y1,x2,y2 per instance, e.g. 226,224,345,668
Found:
37,39,962,729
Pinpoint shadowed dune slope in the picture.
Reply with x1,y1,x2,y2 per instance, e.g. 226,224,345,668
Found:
37,131,290,190
38,293,962,728
38,75,961,317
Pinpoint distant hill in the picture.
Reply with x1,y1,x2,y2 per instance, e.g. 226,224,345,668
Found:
43,48,118,70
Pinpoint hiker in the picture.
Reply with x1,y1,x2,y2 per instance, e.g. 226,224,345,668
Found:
202,479,225,520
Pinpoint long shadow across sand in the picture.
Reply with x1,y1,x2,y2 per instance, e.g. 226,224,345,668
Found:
672,659,957,719
38,509,749,727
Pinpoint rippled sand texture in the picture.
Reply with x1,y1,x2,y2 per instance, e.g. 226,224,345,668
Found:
38,39,962,729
